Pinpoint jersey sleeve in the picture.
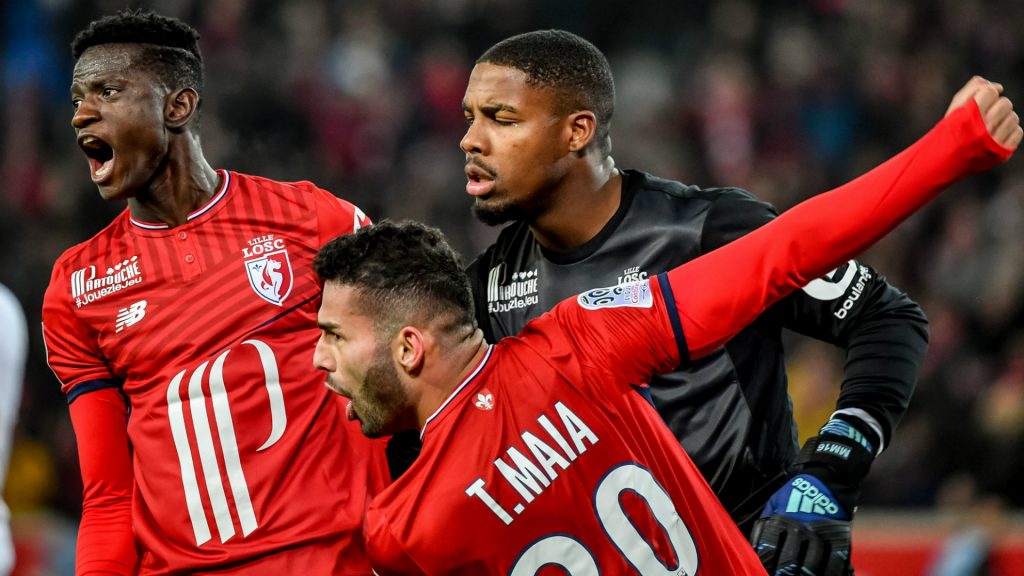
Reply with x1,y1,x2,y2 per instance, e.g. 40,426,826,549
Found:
41,259,118,397
42,263,136,574
364,507,426,576
522,277,683,393
313,186,372,247
669,98,1011,361
69,388,138,576
702,184,928,450
700,188,778,253
785,263,928,449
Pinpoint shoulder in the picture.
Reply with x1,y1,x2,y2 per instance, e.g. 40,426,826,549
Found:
230,171,368,231
630,174,780,252
231,172,341,204
628,169,765,209
623,170,771,228
48,212,130,283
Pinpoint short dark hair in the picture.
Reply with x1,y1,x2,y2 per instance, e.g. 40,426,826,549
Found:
72,9,204,105
314,220,477,338
479,30,615,156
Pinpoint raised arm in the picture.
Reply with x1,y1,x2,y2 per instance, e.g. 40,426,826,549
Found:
669,79,1018,362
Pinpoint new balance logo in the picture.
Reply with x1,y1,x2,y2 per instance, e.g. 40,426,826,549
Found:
115,301,147,332
785,477,841,516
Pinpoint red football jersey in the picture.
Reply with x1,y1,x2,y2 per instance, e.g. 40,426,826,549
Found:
43,171,388,574
364,277,765,575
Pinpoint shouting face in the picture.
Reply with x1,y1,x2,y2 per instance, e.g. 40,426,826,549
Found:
70,44,173,201
314,283,411,438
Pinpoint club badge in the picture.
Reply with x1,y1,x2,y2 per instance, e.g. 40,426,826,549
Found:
245,249,293,306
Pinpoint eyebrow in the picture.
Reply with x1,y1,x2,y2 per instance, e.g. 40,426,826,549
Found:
317,321,339,331
464,102,518,114
70,74,121,94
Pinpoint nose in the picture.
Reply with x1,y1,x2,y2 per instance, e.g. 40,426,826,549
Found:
72,96,98,130
460,118,484,155
312,336,333,372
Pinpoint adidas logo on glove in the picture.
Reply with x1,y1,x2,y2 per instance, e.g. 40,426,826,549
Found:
785,476,841,516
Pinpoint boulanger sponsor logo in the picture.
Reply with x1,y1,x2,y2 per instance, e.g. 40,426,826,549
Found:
577,280,653,310
243,234,294,306
486,264,539,313
800,259,871,319
71,255,144,308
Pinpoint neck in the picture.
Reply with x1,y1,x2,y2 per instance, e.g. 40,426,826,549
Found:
127,134,220,227
416,328,489,430
529,154,621,251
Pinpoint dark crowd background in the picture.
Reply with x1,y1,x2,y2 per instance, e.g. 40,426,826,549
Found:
2,0,1024,571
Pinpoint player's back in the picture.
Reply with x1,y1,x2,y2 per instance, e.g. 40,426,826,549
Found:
365,315,764,575
43,171,387,574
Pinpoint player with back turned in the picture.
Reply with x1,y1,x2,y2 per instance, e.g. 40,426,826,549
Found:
312,80,1018,574
457,30,937,573
41,9,388,575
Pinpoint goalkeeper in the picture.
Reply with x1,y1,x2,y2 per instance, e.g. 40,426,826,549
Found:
443,30,1018,575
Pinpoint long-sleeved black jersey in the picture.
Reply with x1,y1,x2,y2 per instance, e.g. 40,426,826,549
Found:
466,169,928,531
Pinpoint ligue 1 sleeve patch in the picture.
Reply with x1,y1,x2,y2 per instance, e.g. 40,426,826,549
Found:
577,280,653,310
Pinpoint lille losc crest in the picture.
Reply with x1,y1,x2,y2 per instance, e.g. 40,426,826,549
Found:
245,249,294,306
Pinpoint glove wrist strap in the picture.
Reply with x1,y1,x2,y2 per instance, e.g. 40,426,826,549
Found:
793,416,877,515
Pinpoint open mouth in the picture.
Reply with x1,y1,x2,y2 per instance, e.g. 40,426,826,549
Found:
79,135,115,182
465,164,495,197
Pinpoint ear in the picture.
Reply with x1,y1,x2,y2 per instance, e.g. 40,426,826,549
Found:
165,88,199,131
394,326,427,377
567,110,598,153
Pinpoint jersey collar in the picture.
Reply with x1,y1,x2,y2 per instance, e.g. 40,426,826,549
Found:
420,344,494,440
128,170,231,230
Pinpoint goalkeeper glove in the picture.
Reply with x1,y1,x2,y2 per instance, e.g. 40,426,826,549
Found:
751,414,878,576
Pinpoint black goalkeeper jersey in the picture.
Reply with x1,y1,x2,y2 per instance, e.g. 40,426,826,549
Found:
466,169,928,531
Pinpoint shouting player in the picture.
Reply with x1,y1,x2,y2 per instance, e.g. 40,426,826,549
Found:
457,29,943,572
313,83,1017,574
41,10,388,575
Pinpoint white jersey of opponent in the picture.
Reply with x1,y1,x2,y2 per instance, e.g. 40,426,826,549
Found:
0,283,27,576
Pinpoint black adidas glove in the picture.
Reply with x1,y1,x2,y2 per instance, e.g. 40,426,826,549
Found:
751,415,878,576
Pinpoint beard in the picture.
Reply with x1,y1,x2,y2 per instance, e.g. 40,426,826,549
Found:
472,198,528,226
355,347,408,438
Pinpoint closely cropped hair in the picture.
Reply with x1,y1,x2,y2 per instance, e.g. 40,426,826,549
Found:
72,9,204,105
479,30,615,156
314,220,477,337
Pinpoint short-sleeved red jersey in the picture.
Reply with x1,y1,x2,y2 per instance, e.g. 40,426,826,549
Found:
43,171,388,574
365,277,765,575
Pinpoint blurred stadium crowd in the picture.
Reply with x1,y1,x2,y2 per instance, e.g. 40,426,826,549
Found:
2,0,1023,571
